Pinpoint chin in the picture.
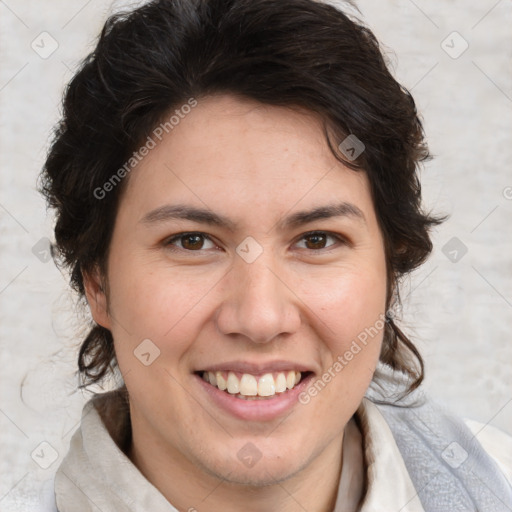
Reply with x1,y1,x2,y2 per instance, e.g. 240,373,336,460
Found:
212,460,307,487
196,442,313,487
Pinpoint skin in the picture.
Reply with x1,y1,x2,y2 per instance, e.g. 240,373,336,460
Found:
85,94,388,512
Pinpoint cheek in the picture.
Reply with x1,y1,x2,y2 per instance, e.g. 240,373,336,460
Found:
301,266,387,361
106,267,220,409
298,270,386,410
107,260,225,351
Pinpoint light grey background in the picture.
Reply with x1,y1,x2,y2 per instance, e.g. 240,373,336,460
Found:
1,0,511,509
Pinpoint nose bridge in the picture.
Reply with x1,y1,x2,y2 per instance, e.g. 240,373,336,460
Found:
216,252,300,343
240,257,281,307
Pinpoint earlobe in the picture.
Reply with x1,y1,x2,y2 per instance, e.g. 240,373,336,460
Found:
83,268,111,329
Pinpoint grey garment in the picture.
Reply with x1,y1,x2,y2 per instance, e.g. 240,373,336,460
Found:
369,380,512,512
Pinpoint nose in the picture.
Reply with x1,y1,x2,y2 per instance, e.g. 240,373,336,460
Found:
215,257,301,344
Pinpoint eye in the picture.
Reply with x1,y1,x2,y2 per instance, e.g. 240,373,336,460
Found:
294,231,343,250
166,232,217,251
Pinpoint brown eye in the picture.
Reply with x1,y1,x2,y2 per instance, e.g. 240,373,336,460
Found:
304,233,328,249
181,234,204,250
167,233,216,251
295,231,342,251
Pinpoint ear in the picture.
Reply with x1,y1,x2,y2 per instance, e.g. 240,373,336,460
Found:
83,267,111,330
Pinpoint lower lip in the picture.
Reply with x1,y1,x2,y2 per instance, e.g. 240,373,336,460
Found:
194,373,314,422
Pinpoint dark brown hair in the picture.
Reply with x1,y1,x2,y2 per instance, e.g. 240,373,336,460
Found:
40,0,443,392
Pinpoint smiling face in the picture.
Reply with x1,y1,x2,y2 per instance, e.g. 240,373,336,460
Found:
85,94,387,498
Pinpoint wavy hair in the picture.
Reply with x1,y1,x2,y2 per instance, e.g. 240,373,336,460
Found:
40,0,444,393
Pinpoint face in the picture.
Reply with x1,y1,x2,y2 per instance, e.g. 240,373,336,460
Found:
86,94,387,489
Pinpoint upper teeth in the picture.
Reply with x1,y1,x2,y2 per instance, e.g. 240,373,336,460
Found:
202,370,302,398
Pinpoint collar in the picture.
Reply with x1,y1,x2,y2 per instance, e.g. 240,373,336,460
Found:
354,398,425,511
55,392,425,511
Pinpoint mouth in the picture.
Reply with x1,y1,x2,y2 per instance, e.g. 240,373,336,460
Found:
195,370,313,400
193,361,316,421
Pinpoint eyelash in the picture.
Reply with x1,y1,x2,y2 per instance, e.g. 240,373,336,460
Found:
164,231,348,253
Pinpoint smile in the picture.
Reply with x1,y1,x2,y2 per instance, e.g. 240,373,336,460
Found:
194,362,315,421
200,370,306,399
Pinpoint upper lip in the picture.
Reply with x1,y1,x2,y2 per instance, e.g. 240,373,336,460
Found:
196,360,315,375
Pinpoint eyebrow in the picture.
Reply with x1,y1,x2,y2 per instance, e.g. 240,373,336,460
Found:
278,202,366,230
140,201,366,230
140,204,237,230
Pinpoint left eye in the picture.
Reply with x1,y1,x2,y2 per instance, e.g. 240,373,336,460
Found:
294,232,340,250
166,233,216,251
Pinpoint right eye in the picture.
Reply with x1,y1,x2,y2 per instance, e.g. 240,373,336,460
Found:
165,232,217,251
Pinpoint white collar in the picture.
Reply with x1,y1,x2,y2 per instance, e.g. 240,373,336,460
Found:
353,398,425,512
56,394,425,511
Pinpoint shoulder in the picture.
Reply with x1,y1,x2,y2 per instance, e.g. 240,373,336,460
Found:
464,418,512,485
365,388,512,509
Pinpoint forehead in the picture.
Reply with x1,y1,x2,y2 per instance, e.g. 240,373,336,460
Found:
122,94,375,226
